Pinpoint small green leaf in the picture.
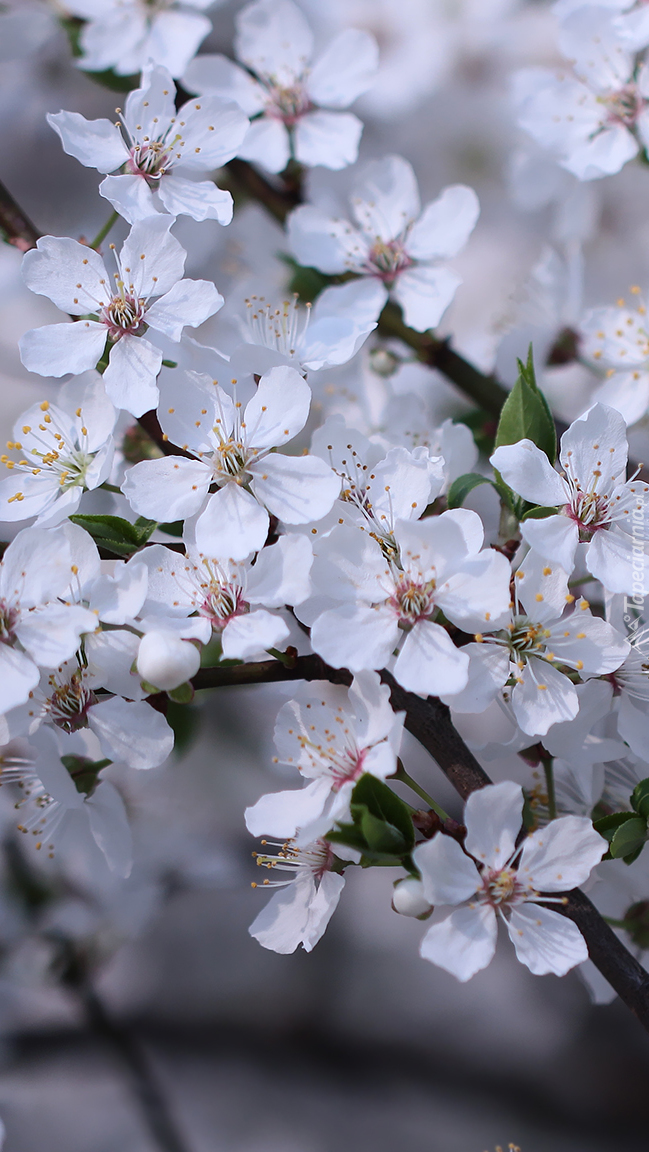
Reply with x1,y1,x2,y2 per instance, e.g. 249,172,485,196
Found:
157,520,184,537
631,778,649,819
446,473,493,510
69,513,157,557
609,816,647,860
494,344,557,463
357,808,407,854
165,702,201,758
594,811,637,840
521,505,560,520
60,754,111,796
350,775,415,849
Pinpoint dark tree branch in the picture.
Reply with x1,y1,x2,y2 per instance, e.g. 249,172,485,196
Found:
0,178,41,250
193,653,649,1029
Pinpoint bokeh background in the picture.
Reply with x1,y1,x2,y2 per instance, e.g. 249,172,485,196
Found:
1,2,649,1149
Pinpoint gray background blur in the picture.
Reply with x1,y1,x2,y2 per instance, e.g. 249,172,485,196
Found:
2,2,649,1150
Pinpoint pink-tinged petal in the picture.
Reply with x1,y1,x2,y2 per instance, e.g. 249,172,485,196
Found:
88,697,174,769
103,335,162,417
392,264,462,332
120,216,185,299
99,173,157,225
352,155,421,241
146,279,223,341
239,118,291,175
222,609,289,660
143,10,211,78
122,456,211,520
307,29,378,108
413,834,480,905
439,643,510,713
464,780,523,868
505,904,588,976
419,904,498,981
311,603,399,672
194,484,269,560
19,321,107,378
520,515,579,574
21,235,109,314
47,110,128,173
244,365,311,448
245,778,331,839
293,111,363,170
518,815,606,892
406,185,480,261
251,453,339,524
235,0,313,84
0,646,39,713
87,780,133,878
512,660,578,737
490,440,567,506
183,54,266,115
157,176,233,224
394,620,469,696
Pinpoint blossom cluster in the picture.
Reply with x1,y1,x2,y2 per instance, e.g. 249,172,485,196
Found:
2,0,649,1007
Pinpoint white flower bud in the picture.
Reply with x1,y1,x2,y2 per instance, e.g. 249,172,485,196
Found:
137,631,201,691
391,877,432,919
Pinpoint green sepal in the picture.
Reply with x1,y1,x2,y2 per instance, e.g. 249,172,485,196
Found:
521,505,560,520
60,754,112,797
166,681,194,705
446,473,494,510
158,520,184,537
69,513,157,557
494,344,557,463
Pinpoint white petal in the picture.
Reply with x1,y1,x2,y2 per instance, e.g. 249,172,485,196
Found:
490,440,567,506
87,780,133,877
413,833,480,904
512,660,578,737
464,780,524,869
287,204,356,274
238,118,291,174
235,0,313,84
307,29,378,108
103,335,162,417
352,155,421,241
20,322,107,378
136,631,200,692
419,904,498,981
310,603,399,672
144,10,211,78
47,110,128,173
406,185,480,261
183,54,266,116
586,528,644,594
158,176,233,224
520,515,579,573
120,216,185,299
1,524,74,603
121,456,211,520
293,111,363,170
89,697,174,768
505,904,588,976
563,123,638,181
393,620,469,696
518,815,606,892
618,692,649,760
251,453,339,524
21,236,109,313
393,265,462,332
245,533,313,606
146,279,223,341
222,608,289,659
194,484,269,560
439,643,509,713
15,603,97,667
245,778,331,838
0,646,39,714
99,173,158,225
245,364,311,448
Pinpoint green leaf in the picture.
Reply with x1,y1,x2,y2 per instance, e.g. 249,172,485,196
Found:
631,778,649,820
357,808,407,854
157,520,184,537
521,505,560,520
594,811,637,840
69,514,157,557
60,754,111,796
60,18,139,91
609,816,647,860
350,775,415,849
165,702,201,758
494,344,557,463
446,473,493,510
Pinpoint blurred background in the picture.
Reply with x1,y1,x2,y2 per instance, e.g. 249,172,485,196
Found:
1,1,649,1149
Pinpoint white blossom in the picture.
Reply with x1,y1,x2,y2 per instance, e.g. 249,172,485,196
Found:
19,217,223,417
249,836,346,953
414,781,606,981
183,0,378,173
65,0,218,79
288,155,480,332
48,64,249,226
580,299,649,425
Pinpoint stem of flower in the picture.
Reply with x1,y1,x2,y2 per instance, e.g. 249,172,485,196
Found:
544,759,557,820
89,209,119,251
100,481,122,494
392,764,450,820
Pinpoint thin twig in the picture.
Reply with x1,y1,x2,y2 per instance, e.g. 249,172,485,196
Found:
0,178,41,250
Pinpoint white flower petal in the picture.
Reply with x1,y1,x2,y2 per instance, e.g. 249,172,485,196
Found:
419,903,498,981
87,780,133,877
89,697,174,769
47,110,128,173
406,185,480,261
393,264,462,332
157,176,233,224
122,456,212,521
222,608,289,660
20,321,107,378
146,278,224,341
293,110,363,170
307,28,378,108
103,335,162,416
393,620,469,696
490,440,567,506
505,903,588,976
518,816,606,892
194,484,269,560
251,453,339,524
413,833,480,905
99,173,158,225
464,780,524,868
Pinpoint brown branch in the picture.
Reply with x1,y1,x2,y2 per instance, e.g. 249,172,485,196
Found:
193,653,649,1029
0,178,40,251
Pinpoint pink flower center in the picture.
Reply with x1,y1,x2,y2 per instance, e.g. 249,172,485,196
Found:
199,583,249,631
481,866,523,908
605,84,645,127
265,82,311,126
330,748,366,791
46,672,97,734
367,238,412,283
566,490,612,539
0,601,18,644
101,294,147,341
390,576,436,625
126,141,175,183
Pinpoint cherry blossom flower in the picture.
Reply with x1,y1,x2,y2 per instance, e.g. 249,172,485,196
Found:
249,836,347,953
121,365,340,559
65,0,218,79
0,727,133,876
287,155,480,332
0,377,116,528
0,526,98,716
306,510,511,697
183,0,378,173
443,551,629,736
514,8,649,181
580,300,649,425
490,404,649,594
612,625,649,759
19,217,223,417
245,672,404,845
136,533,313,661
48,64,249,226
413,780,607,981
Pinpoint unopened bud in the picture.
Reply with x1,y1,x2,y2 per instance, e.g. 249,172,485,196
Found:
391,877,433,919
137,631,200,691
